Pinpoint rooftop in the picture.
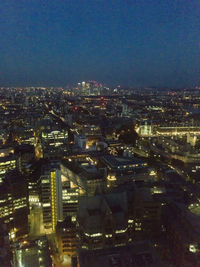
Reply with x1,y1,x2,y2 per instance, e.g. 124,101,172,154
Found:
102,155,146,169
78,241,160,267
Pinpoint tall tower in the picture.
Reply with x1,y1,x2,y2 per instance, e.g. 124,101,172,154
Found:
41,165,63,233
50,169,63,231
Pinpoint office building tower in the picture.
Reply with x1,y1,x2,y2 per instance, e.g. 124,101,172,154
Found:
0,170,28,239
40,163,63,233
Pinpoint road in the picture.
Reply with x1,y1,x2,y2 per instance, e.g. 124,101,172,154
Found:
20,202,72,267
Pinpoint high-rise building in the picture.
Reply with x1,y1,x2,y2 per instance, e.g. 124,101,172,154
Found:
0,146,16,184
0,170,29,240
40,162,63,233
40,129,68,159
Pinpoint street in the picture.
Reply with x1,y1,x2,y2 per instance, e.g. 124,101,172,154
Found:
13,203,72,267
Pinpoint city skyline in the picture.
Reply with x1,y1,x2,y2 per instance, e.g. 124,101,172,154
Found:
1,2,200,264
0,0,200,88
1,85,200,266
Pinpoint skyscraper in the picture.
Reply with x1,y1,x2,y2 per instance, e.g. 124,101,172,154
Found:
40,163,63,233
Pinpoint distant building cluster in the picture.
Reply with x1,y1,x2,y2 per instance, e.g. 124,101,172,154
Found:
0,85,200,266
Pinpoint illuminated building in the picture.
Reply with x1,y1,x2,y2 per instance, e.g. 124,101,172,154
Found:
77,80,103,96
81,124,102,149
40,129,68,159
137,124,200,137
102,155,147,173
81,124,102,137
40,163,63,233
0,147,16,184
61,158,106,197
156,126,200,136
137,120,152,136
61,169,79,217
40,158,103,233
19,127,35,145
0,170,28,239
149,135,200,163
56,216,76,257
101,155,148,186
51,169,63,231
74,124,103,151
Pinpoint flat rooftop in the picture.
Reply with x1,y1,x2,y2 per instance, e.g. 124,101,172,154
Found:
102,155,146,168
79,241,160,267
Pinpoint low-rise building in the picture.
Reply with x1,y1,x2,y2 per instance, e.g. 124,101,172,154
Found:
56,216,76,257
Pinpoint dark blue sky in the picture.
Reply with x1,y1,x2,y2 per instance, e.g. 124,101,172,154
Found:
0,0,199,87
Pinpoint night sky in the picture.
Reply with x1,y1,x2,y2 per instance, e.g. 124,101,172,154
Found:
0,0,199,88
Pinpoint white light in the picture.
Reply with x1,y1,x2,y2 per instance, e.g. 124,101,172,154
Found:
85,232,102,237
115,228,127,234
189,244,197,253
